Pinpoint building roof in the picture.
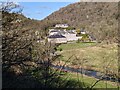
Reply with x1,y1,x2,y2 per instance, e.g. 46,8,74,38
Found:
80,28,86,32
59,30,66,34
48,34,66,38
89,34,96,40
67,30,75,34
50,30,59,32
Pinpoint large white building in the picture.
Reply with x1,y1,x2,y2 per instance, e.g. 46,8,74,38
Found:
48,29,78,43
55,24,69,28
60,30,77,41
49,30,59,36
48,34,67,43
47,24,95,43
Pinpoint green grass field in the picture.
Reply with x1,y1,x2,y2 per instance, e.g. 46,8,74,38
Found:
51,67,119,88
56,42,119,88
57,42,97,50
61,72,119,88
57,42,118,76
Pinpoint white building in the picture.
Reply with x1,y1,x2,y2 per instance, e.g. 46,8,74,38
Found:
49,30,59,35
61,30,77,41
76,36,83,40
48,34,67,43
48,28,79,43
65,34,77,41
80,30,86,34
47,24,93,43
80,28,87,35
55,24,69,28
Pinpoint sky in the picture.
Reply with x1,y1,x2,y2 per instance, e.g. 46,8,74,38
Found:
2,0,118,20
19,2,78,20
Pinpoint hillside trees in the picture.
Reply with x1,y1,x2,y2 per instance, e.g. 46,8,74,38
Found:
1,2,75,88
1,2,40,75
44,2,118,43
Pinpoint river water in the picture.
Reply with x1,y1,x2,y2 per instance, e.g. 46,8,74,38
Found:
51,64,120,83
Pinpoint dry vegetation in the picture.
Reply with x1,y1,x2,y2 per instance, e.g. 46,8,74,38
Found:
2,2,119,89
43,2,119,43
57,43,118,75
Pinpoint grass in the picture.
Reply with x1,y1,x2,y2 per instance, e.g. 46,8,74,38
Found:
57,42,97,50
55,42,119,88
56,42,118,76
62,72,119,88
51,67,119,88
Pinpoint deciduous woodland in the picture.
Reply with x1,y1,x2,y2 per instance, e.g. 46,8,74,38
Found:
1,2,120,89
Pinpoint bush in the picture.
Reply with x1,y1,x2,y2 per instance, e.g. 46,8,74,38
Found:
76,39,80,43
59,48,63,51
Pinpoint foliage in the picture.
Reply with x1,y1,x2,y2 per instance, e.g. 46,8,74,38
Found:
2,4,32,72
80,34,90,42
2,3,84,88
2,2,44,72
76,29,81,35
2,7,62,88
66,27,75,30
2,2,119,89
43,2,118,43
57,47,63,51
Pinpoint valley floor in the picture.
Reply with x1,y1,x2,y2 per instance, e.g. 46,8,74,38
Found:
56,42,118,74
54,42,119,88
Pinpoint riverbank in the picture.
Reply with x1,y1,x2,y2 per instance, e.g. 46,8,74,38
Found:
52,64,119,88
64,72,119,88
57,42,118,76
54,42,119,87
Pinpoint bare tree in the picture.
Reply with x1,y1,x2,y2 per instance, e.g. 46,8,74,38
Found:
1,1,38,75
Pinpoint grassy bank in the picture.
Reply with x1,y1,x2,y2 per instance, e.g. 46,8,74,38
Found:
57,42,118,76
51,66,119,88
57,42,97,50
62,72,118,88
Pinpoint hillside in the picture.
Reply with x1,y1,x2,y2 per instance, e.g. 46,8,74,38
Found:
13,13,46,38
42,2,119,43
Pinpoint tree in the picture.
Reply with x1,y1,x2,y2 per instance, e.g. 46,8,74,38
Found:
76,28,81,35
1,2,75,88
1,2,37,74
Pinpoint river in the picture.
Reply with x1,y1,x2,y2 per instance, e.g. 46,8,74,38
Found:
51,64,120,83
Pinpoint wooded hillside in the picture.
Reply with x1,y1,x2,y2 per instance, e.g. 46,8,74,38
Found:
42,2,119,43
